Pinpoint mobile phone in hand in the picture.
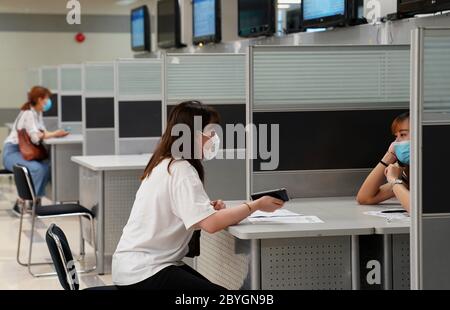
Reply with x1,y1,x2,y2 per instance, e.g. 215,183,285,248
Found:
251,188,290,202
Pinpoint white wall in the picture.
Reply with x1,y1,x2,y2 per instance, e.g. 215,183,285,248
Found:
0,32,133,109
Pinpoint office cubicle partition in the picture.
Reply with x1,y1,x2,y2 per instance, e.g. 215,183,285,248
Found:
58,65,83,134
114,59,163,155
247,45,411,199
82,62,116,155
411,27,450,290
165,53,247,201
40,66,59,131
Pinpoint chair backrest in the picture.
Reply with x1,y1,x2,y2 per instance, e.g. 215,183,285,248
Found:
12,165,35,201
45,224,80,290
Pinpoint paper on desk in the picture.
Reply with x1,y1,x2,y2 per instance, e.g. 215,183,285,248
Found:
248,215,324,224
364,210,410,221
249,209,302,218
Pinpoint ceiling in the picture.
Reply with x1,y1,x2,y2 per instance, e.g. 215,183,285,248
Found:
0,0,154,15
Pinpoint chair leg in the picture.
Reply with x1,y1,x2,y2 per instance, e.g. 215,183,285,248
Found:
16,205,26,266
79,217,85,258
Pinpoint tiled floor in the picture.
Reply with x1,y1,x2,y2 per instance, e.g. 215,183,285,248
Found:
0,177,113,290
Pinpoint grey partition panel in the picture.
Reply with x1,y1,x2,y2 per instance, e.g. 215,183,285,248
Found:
44,117,58,132
261,236,352,290
167,54,246,105
253,169,369,199
393,234,410,290
411,28,450,290
59,66,83,133
249,45,411,199
41,67,58,91
84,130,115,156
60,67,82,92
252,46,410,109
196,231,252,290
61,96,82,122
116,60,163,155
27,69,40,89
84,65,115,93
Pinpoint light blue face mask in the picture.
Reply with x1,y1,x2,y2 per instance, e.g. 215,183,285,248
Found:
394,141,410,165
43,98,52,113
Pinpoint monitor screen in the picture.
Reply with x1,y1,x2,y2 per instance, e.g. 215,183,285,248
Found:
303,0,345,21
131,6,150,51
238,0,275,38
61,95,82,122
85,98,115,129
43,93,58,117
158,0,180,48
119,101,162,138
194,0,215,37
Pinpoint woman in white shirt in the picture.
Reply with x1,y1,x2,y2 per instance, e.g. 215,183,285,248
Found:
3,86,68,205
113,101,284,290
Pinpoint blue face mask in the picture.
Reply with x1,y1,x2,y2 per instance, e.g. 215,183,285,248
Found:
43,98,52,112
394,141,410,165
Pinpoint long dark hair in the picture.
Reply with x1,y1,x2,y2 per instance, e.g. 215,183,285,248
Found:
21,86,52,111
141,101,220,182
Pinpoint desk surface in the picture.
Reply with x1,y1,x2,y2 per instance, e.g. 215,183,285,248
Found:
45,134,83,145
227,197,410,240
71,154,152,171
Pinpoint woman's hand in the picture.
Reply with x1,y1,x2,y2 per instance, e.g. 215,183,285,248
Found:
382,142,398,165
54,129,70,138
385,164,403,184
210,200,226,211
253,196,285,213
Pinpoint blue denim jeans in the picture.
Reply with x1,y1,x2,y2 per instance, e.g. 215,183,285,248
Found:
2,143,51,197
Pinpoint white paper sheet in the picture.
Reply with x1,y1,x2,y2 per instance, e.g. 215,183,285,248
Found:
249,209,302,218
248,215,324,224
364,210,410,221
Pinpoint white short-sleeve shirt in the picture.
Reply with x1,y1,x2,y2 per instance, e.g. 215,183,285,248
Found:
112,158,216,286
4,108,46,145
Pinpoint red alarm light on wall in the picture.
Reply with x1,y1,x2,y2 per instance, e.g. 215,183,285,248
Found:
75,32,86,43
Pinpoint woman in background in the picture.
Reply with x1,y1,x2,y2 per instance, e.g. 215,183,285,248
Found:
3,86,69,211
357,112,410,212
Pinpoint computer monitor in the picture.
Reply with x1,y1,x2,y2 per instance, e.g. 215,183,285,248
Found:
302,0,347,28
158,0,183,49
119,101,162,138
85,98,115,129
43,93,58,117
238,0,276,38
61,95,82,122
193,0,221,45
131,5,151,52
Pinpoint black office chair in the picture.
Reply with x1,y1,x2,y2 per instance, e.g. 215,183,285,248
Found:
13,164,97,277
46,224,117,290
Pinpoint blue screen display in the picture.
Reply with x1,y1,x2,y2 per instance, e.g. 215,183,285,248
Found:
303,0,345,21
194,0,216,37
131,8,145,48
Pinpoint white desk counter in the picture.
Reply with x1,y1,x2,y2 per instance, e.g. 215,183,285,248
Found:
44,134,83,203
71,154,151,171
227,197,409,239
71,153,152,275
45,134,83,145
196,197,410,290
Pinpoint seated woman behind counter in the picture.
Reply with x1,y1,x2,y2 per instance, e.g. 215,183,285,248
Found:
357,112,410,212
3,86,69,211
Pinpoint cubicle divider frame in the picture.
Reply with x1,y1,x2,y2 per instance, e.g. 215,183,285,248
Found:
244,44,411,290
26,67,42,92
40,65,60,131
114,58,164,155
58,64,83,134
410,27,450,290
81,62,116,156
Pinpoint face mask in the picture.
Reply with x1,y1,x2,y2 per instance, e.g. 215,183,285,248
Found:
43,98,52,113
203,133,220,161
394,140,410,165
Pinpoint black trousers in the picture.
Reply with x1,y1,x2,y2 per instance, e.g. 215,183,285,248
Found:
117,264,227,290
